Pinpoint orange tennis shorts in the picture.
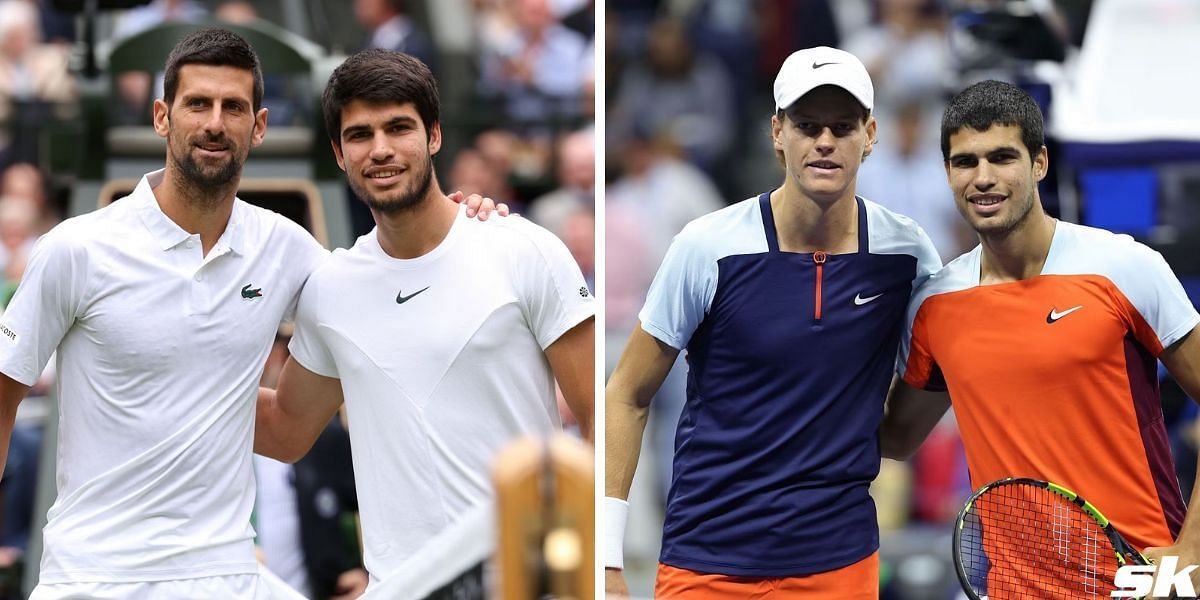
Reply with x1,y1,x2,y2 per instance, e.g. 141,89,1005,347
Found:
654,551,879,599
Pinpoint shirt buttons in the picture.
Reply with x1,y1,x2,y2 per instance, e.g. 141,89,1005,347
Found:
185,240,194,249
194,273,203,282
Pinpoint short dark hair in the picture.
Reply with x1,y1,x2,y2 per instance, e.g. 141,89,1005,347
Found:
163,28,264,111
940,80,1044,160
322,49,440,147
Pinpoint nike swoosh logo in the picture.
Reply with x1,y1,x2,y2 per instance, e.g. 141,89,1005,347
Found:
396,286,430,304
854,292,884,306
1046,305,1083,323
812,61,839,69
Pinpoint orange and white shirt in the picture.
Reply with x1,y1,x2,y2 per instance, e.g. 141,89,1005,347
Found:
900,220,1199,551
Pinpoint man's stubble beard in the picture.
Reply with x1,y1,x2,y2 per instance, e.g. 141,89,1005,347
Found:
965,186,1037,238
168,127,246,210
350,149,435,215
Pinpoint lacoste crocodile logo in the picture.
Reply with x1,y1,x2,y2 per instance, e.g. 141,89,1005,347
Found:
241,284,262,299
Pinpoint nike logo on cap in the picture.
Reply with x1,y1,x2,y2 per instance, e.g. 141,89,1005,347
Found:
812,61,839,69
1046,305,1083,323
854,292,883,306
396,286,430,304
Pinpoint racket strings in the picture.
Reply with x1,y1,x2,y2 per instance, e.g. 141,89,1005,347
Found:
958,483,1119,599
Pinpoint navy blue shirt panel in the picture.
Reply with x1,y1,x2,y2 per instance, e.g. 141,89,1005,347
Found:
659,194,919,576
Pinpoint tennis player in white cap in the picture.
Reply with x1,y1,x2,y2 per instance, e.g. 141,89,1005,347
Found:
605,46,941,598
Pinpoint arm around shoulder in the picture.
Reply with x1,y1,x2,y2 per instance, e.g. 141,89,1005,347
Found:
255,356,344,463
880,376,951,461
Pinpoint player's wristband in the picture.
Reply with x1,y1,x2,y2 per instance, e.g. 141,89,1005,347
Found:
604,496,629,570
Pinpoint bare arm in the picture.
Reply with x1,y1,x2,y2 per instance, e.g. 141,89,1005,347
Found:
605,325,680,501
880,375,951,461
1145,326,1200,569
604,325,679,595
0,373,30,481
255,357,345,463
544,317,595,442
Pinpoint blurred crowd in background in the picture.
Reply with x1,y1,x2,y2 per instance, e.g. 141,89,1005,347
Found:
0,0,594,597
606,0,1200,598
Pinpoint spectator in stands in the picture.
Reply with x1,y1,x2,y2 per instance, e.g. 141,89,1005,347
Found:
756,0,841,86
474,128,536,189
355,0,436,73
0,164,52,592
0,162,56,235
843,0,950,129
111,0,208,124
530,127,593,238
214,0,257,25
609,16,735,174
36,0,75,46
0,415,38,570
857,99,972,260
112,0,206,39
478,0,590,132
561,0,593,39
679,0,760,103
0,0,76,130
447,147,519,213
561,208,593,291
0,195,36,287
605,125,724,502
607,125,725,268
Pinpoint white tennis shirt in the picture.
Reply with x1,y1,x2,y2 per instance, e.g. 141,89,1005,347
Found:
0,169,327,583
288,206,594,581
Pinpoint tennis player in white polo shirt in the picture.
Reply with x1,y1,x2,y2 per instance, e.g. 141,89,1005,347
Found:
253,49,596,588
0,29,499,600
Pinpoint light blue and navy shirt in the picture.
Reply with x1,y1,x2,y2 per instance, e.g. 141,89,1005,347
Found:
640,192,941,576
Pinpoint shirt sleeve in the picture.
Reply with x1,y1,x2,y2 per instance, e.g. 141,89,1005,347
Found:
281,222,330,324
1111,242,1200,355
0,229,88,386
912,224,944,289
637,229,717,351
899,301,948,392
288,268,339,379
513,219,595,350
896,224,946,390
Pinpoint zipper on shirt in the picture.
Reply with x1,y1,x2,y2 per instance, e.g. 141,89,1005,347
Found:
813,250,827,320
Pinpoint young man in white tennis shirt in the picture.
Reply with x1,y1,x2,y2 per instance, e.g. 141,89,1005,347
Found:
0,29,501,599
254,49,596,587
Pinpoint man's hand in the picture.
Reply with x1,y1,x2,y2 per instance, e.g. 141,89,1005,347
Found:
1143,541,1200,596
449,190,510,220
330,567,369,600
605,568,630,598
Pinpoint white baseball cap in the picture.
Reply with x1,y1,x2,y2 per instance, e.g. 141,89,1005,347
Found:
773,46,874,112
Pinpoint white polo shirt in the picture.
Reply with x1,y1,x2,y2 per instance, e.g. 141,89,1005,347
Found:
0,169,327,584
288,206,594,582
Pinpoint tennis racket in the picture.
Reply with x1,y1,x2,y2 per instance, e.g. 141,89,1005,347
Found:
953,477,1150,600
